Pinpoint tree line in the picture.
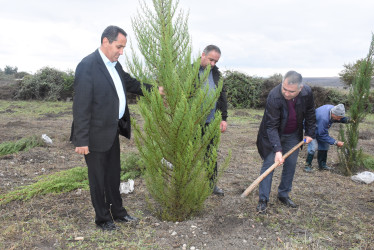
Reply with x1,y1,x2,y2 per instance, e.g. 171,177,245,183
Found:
1,64,373,111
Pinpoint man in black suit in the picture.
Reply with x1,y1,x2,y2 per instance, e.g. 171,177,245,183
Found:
71,25,161,231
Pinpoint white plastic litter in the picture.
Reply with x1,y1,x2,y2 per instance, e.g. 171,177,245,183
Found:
41,134,53,144
161,158,174,170
351,171,374,184
120,179,134,194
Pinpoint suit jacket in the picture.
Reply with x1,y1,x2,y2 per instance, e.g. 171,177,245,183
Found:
71,49,152,152
256,83,316,159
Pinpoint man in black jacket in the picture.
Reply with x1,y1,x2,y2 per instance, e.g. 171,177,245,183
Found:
199,45,228,195
71,26,162,230
255,71,315,214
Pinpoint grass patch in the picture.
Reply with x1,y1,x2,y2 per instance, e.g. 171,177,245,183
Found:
0,100,72,118
228,108,263,124
0,152,143,205
0,167,89,205
0,135,44,156
362,153,374,171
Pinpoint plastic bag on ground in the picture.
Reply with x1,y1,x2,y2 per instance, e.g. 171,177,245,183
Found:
120,179,134,194
41,134,53,144
351,171,374,184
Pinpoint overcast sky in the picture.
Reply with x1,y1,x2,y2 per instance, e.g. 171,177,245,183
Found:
1,0,373,77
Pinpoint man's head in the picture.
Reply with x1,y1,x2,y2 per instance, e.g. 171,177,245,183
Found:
100,25,127,62
200,45,221,69
331,104,345,121
281,70,303,100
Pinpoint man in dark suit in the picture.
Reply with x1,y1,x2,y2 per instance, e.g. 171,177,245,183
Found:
255,71,315,214
71,25,162,231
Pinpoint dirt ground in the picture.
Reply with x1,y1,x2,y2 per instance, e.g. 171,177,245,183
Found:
1,100,374,249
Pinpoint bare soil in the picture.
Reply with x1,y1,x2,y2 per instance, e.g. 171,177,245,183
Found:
1,102,374,249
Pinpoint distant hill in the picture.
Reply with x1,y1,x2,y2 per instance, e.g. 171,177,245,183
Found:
303,77,346,88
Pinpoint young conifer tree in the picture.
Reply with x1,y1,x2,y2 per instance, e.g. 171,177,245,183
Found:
126,0,230,221
338,33,374,175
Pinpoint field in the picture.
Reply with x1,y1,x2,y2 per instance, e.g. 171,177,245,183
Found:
1,100,374,249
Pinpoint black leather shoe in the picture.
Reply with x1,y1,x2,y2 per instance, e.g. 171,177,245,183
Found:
278,197,298,208
116,214,139,223
96,221,117,231
212,186,224,196
256,199,267,214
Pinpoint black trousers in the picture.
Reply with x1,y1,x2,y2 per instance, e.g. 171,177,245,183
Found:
84,135,127,224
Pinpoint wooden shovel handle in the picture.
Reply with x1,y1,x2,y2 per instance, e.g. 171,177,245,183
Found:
240,140,305,198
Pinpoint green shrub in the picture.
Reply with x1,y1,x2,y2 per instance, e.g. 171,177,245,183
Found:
15,71,30,79
223,70,264,108
4,65,18,75
311,86,349,108
15,67,74,101
258,73,282,107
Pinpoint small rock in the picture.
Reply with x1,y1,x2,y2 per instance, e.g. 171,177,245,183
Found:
75,189,82,195
190,247,195,250
41,168,46,172
191,225,197,228
154,223,160,226
243,239,247,243
175,221,179,224
171,231,177,236
182,244,187,250
203,232,207,235
74,236,84,241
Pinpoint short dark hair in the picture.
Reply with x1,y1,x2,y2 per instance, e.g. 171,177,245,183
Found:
283,70,303,87
101,25,127,44
203,45,221,55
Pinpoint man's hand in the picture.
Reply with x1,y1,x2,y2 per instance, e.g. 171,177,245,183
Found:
336,141,344,147
220,121,227,132
158,86,165,95
275,151,284,164
304,136,313,144
75,146,89,155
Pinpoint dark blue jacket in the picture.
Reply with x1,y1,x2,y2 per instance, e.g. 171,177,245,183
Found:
256,83,316,159
315,104,349,144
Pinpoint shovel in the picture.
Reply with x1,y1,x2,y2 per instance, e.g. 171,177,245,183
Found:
241,139,306,198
